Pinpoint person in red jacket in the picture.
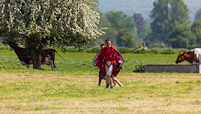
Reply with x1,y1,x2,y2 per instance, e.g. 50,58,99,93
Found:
93,39,124,89
98,43,106,87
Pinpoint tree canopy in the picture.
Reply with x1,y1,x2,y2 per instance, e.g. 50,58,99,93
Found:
0,0,103,48
0,0,103,69
195,8,201,21
167,24,196,48
116,29,137,48
191,20,201,46
146,0,191,45
105,11,135,32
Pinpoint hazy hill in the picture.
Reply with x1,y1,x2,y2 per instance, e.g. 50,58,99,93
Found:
98,0,201,21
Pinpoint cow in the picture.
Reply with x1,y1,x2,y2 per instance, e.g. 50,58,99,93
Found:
175,48,201,64
8,42,66,70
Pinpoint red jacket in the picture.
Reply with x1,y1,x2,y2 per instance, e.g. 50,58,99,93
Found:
93,46,125,76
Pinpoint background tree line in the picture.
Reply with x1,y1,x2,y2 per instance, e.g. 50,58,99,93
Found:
144,0,201,49
88,11,139,48
92,0,201,49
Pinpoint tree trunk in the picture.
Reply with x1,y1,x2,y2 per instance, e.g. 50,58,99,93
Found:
31,48,42,70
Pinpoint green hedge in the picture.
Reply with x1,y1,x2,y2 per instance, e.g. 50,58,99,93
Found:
0,46,191,54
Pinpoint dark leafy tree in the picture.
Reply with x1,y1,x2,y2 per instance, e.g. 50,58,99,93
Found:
149,0,170,42
116,29,137,48
167,24,196,48
105,11,136,32
147,0,191,45
133,13,145,38
169,0,191,28
191,20,201,47
195,8,201,20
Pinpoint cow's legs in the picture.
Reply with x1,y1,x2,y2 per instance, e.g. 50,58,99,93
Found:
26,64,29,69
50,60,56,71
20,60,30,69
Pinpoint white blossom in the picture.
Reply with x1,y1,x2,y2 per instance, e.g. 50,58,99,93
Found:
0,0,103,47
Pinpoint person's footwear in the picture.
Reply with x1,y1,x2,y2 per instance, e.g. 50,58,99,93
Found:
105,84,109,89
114,84,118,87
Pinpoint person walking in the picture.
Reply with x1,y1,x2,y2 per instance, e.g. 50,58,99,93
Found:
94,39,125,89
98,44,106,87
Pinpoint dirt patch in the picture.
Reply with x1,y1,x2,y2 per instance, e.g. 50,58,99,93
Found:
119,75,201,82
1,72,201,83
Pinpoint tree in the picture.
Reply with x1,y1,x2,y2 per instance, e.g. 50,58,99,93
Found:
0,0,103,69
116,29,137,48
195,8,201,20
147,0,190,43
148,0,169,42
103,11,136,47
169,0,191,28
133,13,145,39
89,15,118,47
105,11,136,32
191,20,201,47
167,24,196,48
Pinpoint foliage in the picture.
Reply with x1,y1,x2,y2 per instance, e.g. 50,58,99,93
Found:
146,0,191,47
116,47,131,53
133,65,145,73
191,20,201,47
89,11,137,47
88,14,118,47
167,24,196,48
138,21,151,41
131,48,189,54
101,11,137,47
98,0,201,21
116,29,137,48
86,46,101,53
0,0,103,69
169,0,191,28
160,48,175,54
97,16,118,46
148,0,170,42
105,11,136,31
0,0,103,48
195,8,201,20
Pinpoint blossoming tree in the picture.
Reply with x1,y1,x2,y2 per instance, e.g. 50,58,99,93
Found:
0,0,103,69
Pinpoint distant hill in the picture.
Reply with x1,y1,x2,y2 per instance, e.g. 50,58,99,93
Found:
98,0,201,22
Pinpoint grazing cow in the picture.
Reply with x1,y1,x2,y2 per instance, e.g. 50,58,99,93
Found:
175,48,201,64
8,42,65,70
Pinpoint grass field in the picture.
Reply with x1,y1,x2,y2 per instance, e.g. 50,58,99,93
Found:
1,47,201,113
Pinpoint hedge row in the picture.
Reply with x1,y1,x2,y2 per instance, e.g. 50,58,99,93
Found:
0,46,190,54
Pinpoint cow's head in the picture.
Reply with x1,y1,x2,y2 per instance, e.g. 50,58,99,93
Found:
176,52,185,64
175,51,199,64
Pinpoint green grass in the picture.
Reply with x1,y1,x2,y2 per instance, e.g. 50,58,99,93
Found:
0,47,189,72
1,72,201,113
0,47,200,113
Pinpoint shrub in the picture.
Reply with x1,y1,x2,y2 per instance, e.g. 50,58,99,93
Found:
87,46,101,53
133,65,145,73
132,49,158,54
160,48,175,54
116,47,131,53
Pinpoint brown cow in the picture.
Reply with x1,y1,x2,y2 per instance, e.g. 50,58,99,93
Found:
175,50,199,64
8,42,65,70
